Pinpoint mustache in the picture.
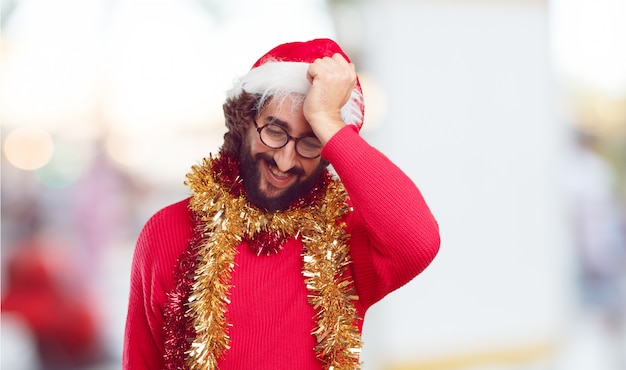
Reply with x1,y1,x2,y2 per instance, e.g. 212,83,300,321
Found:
255,153,305,177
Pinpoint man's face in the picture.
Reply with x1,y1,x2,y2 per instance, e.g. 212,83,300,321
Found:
240,96,325,212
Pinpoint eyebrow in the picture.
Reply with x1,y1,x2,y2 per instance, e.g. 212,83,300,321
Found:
264,116,289,128
262,116,318,138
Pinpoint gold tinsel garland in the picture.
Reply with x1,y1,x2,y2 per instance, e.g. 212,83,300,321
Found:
184,156,363,370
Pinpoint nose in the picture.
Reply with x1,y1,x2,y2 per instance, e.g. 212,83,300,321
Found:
273,140,297,172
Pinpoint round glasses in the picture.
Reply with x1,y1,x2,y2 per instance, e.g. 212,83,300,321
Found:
254,121,322,159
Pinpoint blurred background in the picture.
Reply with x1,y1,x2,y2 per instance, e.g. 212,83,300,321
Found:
1,0,625,369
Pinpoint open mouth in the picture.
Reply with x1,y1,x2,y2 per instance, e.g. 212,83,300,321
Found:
261,160,297,189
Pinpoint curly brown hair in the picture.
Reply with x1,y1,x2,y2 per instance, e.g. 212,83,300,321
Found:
220,91,263,157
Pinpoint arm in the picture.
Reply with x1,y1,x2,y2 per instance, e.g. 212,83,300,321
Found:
123,200,192,369
123,219,167,369
322,126,440,308
305,55,440,307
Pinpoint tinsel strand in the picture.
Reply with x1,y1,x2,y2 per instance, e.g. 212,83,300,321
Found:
163,237,201,369
301,180,362,370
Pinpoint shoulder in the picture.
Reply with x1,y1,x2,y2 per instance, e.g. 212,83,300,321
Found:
152,198,191,219
129,199,193,309
136,198,193,257
142,198,192,232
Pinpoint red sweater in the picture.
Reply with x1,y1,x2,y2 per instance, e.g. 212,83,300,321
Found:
123,126,440,369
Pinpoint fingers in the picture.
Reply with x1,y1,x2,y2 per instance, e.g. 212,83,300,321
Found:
303,54,357,143
306,53,356,111
306,53,356,87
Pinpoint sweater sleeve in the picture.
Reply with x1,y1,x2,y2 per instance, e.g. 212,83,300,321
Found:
123,199,192,370
321,125,440,308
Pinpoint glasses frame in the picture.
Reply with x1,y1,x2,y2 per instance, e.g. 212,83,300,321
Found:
254,121,322,159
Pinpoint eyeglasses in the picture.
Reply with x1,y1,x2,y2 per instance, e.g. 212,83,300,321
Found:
254,121,322,159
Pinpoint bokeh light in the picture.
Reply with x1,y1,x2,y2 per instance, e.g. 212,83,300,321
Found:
33,142,87,188
104,132,153,168
3,127,55,170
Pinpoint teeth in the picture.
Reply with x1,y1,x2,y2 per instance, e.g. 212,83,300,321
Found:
270,166,289,178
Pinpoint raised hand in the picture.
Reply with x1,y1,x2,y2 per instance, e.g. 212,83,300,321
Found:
304,53,357,145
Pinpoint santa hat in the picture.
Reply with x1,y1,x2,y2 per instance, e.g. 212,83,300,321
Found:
227,38,364,131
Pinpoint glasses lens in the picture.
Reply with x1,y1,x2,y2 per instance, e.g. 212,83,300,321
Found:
296,137,322,158
258,122,322,158
260,124,288,148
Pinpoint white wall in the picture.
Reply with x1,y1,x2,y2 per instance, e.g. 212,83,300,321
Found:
353,2,575,368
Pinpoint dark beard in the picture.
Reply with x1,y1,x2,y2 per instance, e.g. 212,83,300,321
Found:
239,142,325,212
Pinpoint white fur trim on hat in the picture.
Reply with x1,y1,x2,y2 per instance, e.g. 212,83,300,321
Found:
227,61,364,129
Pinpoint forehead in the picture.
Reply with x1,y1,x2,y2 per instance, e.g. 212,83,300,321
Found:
258,95,310,132
260,94,304,114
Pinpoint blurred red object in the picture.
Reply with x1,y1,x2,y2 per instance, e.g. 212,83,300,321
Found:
2,243,105,368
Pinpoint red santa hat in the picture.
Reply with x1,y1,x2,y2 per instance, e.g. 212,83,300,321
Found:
227,38,365,131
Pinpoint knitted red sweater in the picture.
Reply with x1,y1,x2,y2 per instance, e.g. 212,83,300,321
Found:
123,126,440,369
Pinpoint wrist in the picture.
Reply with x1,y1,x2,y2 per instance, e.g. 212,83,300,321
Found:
311,118,345,145
306,111,343,143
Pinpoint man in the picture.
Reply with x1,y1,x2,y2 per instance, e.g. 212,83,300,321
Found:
123,38,440,370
